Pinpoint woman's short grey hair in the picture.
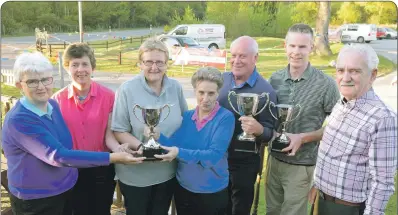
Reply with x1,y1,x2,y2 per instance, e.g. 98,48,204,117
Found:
191,66,224,90
13,52,53,84
230,36,258,54
337,44,379,72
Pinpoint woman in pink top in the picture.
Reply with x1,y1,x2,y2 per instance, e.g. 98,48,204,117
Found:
52,43,136,215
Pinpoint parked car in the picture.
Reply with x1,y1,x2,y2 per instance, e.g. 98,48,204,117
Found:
377,28,387,40
158,35,203,60
167,24,226,50
384,28,397,39
340,24,377,43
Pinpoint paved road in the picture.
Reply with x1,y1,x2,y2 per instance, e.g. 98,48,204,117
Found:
369,39,397,64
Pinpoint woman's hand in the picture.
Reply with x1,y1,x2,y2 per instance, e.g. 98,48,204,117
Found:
154,145,178,162
116,143,136,154
110,152,146,164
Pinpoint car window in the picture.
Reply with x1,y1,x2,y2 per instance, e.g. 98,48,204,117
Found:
175,26,188,35
347,25,358,31
161,37,180,47
177,37,199,46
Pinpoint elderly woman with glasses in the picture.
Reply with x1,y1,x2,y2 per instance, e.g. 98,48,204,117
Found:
147,67,235,215
2,52,145,215
111,37,188,215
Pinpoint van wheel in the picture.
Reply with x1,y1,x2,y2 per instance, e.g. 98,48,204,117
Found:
386,34,391,39
357,37,365,43
209,44,219,50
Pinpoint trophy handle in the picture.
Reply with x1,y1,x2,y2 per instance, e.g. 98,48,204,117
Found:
227,91,240,115
253,92,270,116
158,104,171,124
289,104,302,122
132,104,146,124
268,101,278,120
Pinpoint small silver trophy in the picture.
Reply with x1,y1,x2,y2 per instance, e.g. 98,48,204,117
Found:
228,91,270,142
133,104,170,161
269,103,301,153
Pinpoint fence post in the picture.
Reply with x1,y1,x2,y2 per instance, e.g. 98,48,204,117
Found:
64,41,66,49
106,41,109,51
49,44,52,57
58,52,65,88
118,51,122,65
130,36,132,44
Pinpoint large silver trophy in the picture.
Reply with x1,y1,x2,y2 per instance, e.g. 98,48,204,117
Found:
228,91,270,143
133,104,170,161
269,103,301,153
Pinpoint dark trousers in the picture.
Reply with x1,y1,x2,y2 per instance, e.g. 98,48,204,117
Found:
119,177,176,215
318,195,365,215
227,155,260,215
71,164,116,215
10,189,73,215
175,183,228,215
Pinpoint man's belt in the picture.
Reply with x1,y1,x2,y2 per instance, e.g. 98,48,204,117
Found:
319,190,364,207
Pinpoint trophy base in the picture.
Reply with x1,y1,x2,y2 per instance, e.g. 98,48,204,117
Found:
238,132,256,142
233,140,258,153
270,138,291,154
142,148,164,161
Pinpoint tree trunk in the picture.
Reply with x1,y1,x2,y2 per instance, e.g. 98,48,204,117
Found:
315,2,333,56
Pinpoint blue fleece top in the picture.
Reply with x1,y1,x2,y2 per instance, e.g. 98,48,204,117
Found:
159,107,235,193
2,99,110,200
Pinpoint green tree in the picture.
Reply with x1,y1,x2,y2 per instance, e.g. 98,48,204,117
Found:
337,2,366,23
290,2,318,26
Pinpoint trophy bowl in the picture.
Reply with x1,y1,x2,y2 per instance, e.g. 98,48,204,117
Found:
269,103,301,153
228,91,269,152
133,104,170,161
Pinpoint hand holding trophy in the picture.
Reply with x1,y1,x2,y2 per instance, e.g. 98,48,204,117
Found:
133,104,170,161
268,103,301,153
228,91,269,142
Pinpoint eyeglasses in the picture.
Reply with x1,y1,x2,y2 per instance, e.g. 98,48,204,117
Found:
21,77,54,88
142,60,166,67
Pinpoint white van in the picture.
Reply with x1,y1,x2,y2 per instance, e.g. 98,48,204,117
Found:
340,24,377,43
167,24,226,50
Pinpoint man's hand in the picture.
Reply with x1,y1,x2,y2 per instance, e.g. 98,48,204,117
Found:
308,186,318,205
110,152,146,164
239,116,263,136
154,145,178,162
281,133,304,156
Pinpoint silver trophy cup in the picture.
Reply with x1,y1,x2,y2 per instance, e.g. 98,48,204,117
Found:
269,103,301,153
228,91,270,142
133,104,170,161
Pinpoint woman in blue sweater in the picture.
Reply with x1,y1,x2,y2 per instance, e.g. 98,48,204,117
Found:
2,52,145,215
148,66,235,215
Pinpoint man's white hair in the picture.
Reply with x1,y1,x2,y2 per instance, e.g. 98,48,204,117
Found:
13,52,53,84
337,44,379,72
230,36,258,54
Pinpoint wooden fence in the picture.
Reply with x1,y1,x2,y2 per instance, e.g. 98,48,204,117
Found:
1,69,15,86
36,35,150,57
